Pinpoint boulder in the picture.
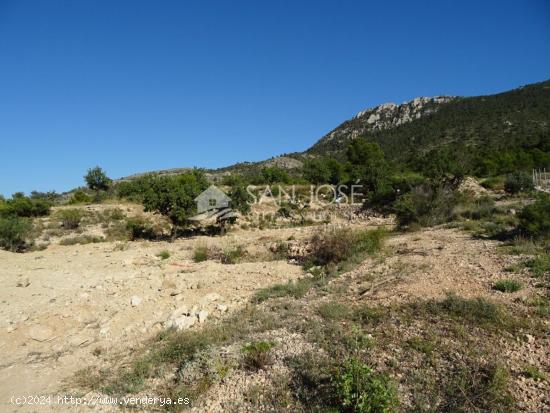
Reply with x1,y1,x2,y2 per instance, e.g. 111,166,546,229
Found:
199,293,222,306
197,310,209,324
131,296,142,307
173,315,196,331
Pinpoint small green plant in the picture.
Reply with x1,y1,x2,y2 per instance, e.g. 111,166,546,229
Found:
241,341,275,371
317,301,351,321
522,365,546,381
335,357,398,413
252,278,316,303
108,208,125,221
270,241,290,260
493,279,523,293
427,294,519,331
524,253,550,278
443,362,513,411
220,245,245,264
407,336,436,356
59,235,104,245
193,244,209,262
57,209,85,229
157,250,170,260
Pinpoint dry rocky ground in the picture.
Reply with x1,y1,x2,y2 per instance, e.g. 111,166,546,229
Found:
1,201,548,412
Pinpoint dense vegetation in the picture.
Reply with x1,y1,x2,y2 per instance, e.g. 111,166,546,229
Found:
308,80,550,177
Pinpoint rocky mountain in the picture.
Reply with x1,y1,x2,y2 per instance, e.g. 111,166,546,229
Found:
309,95,456,155
307,79,550,163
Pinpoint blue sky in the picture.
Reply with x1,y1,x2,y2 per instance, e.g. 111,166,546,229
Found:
0,0,549,196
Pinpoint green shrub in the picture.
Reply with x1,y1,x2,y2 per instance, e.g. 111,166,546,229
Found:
480,176,505,191
394,184,463,229
220,245,245,264
57,209,84,229
453,195,496,221
317,301,351,321
308,227,385,267
252,278,316,303
157,250,170,260
335,357,398,413
241,341,275,371
524,253,550,277
427,294,518,331
493,279,523,293
522,365,547,381
125,217,156,240
69,189,92,204
518,194,550,239
59,235,104,245
443,362,513,412
0,194,51,218
0,216,32,252
108,208,125,221
193,244,209,262
504,171,533,194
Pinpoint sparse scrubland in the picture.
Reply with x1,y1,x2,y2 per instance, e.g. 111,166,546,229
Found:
2,81,550,412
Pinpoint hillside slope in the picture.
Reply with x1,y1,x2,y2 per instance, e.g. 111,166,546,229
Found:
307,80,550,163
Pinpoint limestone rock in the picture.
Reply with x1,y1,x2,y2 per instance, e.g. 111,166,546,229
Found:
197,310,209,324
28,325,54,342
217,303,228,313
131,296,142,307
173,315,196,331
200,293,222,306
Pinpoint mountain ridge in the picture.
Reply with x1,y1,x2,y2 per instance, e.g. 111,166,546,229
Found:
118,79,550,181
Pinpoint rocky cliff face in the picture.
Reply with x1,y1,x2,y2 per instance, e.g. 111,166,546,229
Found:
309,95,456,154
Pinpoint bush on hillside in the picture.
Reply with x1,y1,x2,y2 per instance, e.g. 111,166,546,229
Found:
308,227,385,267
302,157,348,185
394,184,463,229
0,216,32,252
259,166,292,184
57,209,85,229
69,189,92,204
0,193,51,218
125,217,156,240
504,171,534,194
518,194,550,239
142,170,209,240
